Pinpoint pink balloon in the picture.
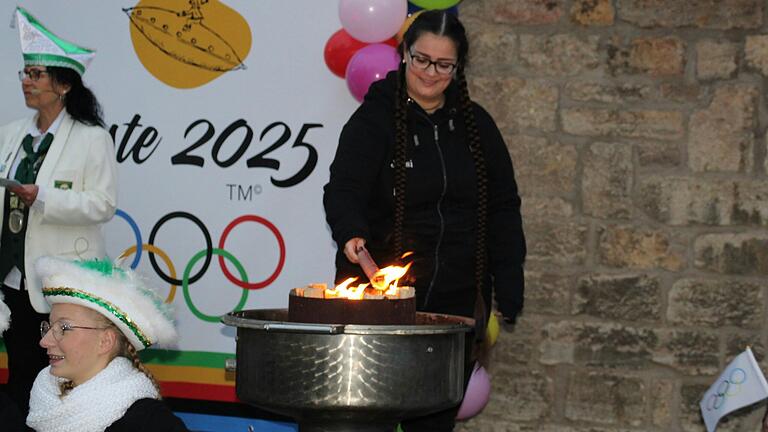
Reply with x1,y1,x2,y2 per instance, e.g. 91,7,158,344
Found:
339,0,408,43
345,43,400,102
456,363,491,420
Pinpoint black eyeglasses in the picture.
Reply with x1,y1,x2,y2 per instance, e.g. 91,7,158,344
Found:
407,51,457,75
41,320,109,341
18,69,49,82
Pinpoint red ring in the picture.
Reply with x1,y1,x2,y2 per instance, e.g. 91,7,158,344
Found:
218,215,286,290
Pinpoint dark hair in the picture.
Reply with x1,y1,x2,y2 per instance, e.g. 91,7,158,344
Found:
47,66,105,127
392,11,489,321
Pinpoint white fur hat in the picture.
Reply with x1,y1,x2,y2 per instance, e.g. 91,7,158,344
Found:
35,257,177,351
0,290,10,334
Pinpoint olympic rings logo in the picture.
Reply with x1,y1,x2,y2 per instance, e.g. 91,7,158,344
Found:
114,210,285,323
705,367,747,411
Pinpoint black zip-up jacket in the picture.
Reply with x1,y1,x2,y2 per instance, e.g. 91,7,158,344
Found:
323,71,526,321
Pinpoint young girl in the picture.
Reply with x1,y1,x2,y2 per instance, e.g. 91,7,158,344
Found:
24,257,187,432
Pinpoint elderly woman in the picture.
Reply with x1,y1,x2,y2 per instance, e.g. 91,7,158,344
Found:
0,7,118,415
19,257,187,431
323,10,526,431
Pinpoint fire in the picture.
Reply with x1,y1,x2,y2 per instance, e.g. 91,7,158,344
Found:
326,261,413,300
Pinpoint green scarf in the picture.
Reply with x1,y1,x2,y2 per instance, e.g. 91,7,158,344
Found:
15,133,53,184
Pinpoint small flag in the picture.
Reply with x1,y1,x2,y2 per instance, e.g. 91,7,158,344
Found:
700,347,768,432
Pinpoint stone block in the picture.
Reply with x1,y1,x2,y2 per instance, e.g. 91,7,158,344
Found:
519,34,601,77
565,371,646,425
653,330,719,375
667,278,763,329
524,270,573,316
637,176,768,226
488,0,563,25
491,315,541,366
616,0,763,29
540,321,659,369
651,379,675,428
574,273,661,322
526,220,588,266
745,35,768,75
522,196,575,219
565,81,653,104
696,40,738,79
469,77,558,132
582,142,633,219
467,26,517,77
507,135,577,197
571,0,614,26
562,108,684,141
694,233,768,276
658,82,706,104
597,224,685,271
689,84,757,173
629,37,685,76
482,365,553,422
635,140,681,167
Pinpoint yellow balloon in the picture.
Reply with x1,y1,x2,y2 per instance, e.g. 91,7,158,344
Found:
396,11,424,43
486,313,500,347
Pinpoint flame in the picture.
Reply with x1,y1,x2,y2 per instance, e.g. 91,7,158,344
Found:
325,260,412,300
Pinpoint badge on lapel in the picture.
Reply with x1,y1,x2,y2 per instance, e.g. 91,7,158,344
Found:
54,180,73,190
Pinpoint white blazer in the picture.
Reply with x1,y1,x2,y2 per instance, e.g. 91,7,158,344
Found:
0,111,118,312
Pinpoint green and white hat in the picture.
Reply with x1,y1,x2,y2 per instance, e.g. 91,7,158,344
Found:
36,257,178,351
15,7,96,75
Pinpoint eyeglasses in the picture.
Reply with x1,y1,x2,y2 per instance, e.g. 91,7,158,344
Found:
18,69,49,82
40,320,109,341
407,51,457,75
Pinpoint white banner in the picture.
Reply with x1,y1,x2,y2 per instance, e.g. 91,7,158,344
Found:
0,0,357,356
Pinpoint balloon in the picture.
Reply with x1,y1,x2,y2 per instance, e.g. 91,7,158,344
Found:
486,313,500,347
395,11,423,43
456,363,491,420
346,43,401,102
408,3,459,15
324,29,369,78
410,0,461,10
339,0,408,43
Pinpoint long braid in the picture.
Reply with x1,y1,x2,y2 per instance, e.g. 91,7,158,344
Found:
392,61,410,258
457,68,489,327
124,342,163,398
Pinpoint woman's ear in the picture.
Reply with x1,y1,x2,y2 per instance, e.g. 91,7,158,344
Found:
98,328,118,355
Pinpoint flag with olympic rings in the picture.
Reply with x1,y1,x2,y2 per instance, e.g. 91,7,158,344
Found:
700,347,768,432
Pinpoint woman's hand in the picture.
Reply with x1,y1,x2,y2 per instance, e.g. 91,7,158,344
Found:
343,237,366,264
9,184,38,207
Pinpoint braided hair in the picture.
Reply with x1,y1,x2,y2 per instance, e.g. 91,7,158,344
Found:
394,11,489,320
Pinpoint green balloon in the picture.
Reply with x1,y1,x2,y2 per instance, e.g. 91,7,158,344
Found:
410,0,461,10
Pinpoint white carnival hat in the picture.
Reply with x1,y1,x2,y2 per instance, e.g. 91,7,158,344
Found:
15,6,96,75
0,290,10,334
35,257,178,351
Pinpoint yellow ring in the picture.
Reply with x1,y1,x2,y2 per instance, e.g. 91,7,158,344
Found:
118,244,178,303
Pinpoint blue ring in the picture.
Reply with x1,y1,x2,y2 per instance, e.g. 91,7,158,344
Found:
116,209,142,269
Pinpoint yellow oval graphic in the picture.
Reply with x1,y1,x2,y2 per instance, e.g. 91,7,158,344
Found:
125,0,251,89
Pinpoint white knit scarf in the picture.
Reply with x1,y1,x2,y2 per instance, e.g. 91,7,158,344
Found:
27,357,159,432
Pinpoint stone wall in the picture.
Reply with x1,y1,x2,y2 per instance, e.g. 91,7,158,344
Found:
457,0,768,430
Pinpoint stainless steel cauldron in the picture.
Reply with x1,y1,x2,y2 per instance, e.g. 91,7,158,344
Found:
222,309,473,432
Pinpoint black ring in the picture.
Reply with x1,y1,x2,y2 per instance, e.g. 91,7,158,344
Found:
148,211,213,285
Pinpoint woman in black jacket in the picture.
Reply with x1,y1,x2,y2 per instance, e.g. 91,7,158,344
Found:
324,10,526,431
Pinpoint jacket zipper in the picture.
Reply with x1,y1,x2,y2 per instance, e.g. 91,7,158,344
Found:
422,121,447,308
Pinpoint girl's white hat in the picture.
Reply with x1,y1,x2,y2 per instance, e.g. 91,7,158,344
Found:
35,257,177,351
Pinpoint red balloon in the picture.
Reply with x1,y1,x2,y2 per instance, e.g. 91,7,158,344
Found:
325,29,399,79
324,29,368,78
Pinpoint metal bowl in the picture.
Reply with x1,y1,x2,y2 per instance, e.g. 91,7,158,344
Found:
222,309,473,432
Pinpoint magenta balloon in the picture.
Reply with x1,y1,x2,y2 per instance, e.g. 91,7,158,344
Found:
339,0,408,43
456,363,491,420
345,44,400,102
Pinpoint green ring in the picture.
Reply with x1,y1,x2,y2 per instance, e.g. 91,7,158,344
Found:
183,248,248,322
